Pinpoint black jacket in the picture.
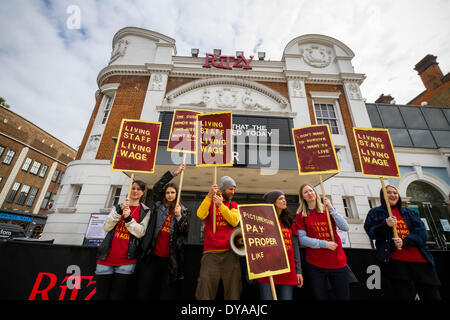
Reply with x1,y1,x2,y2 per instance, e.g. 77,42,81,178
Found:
139,171,190,283
97,203,151,261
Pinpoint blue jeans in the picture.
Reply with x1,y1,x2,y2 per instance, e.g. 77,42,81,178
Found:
258,282,294,300
306,263,349,300
95,263,136,275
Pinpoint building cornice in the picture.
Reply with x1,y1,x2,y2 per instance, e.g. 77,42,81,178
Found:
97,63,366,88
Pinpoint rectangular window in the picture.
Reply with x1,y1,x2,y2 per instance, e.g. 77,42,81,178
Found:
368,197,381,209
48,194,56,209
342,197,358,219
70,185,82,207
16,184,31,205
2,150,16,165
22,158,32,171
0,145,5,158
106,186,122,208
59,172,65,184
101,95,114,124
52,170,60,182
26,187,39,207
6,182,21,203
39,165,48,178
41,191,52,209
29,161,41,175
314,103,339,134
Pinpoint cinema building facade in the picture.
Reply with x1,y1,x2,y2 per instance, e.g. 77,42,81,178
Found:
42,27,450,251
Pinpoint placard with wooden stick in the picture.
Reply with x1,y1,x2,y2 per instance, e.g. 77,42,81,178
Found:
196,111,233,233
352,127,402,248
111,119,161,205
166,110,200,212
238,204,291,300
292,124,340,242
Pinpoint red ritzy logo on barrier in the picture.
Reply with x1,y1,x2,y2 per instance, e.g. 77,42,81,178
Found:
28,272,96,300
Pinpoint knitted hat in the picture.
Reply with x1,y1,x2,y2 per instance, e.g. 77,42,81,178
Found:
263,190,284,204
218,176,236,192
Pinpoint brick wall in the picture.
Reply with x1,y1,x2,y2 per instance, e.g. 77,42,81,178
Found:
305,83,361,172
95,75,150,160
0,108,75,214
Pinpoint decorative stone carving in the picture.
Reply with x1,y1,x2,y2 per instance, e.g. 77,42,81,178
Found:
150,73,164,91
109,39,129,64
300,44,333,68
201,88,211,106
82,134,102,160
290,80,305,98
346,82,362,100
86,134,101,152
164,78,290,112
216,87,238,108
242,89,270,111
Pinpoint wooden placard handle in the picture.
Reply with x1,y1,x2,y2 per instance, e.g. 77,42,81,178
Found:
213,166,217,234
176,154,186,207
320,175,335,242
380,177,401,250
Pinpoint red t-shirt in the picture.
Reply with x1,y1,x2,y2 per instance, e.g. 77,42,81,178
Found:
153,209,173,258
97,205,141,266
295,209,347,269
389,207,428,263
258,223,299,285
203,200,237,252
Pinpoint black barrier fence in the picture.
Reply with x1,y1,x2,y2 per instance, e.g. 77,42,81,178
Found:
0,240,448,300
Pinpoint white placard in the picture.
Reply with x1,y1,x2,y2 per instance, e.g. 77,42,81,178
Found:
85,214,108,239
420,218,430,231
337,229,351,248
440,219,450,232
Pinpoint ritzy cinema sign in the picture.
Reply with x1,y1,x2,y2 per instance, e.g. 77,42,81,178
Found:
203,53,254,70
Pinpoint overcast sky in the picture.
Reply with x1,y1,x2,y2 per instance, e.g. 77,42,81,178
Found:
1,0,449,149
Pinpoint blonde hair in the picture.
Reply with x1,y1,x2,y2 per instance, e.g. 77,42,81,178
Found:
297,184,324,217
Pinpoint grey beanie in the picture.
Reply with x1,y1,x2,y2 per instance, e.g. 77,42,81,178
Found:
218,176,236,192
263,190,285,204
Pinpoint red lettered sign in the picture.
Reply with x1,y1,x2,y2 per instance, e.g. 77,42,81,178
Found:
238,204,290,280
111,119,161,173
353,127,400,178
167,109,200,153
292,124,340,175
196,111,233,166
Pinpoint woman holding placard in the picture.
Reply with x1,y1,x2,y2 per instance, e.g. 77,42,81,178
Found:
364,185,441,300
94,180,150,300
296,184,350,300
135,163,190,300
257,190,303,300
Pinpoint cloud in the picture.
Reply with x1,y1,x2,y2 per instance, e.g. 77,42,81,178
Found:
0,0,449,149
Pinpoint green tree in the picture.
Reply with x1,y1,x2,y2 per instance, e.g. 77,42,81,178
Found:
0,97,11,109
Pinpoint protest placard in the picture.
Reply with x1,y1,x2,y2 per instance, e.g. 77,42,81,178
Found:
196,111,233,167
353,127,402,246
167,109,200,154
292,124,340,175
111,119,161,174
238,204,290,299
292,124,340,241
352,127,400,178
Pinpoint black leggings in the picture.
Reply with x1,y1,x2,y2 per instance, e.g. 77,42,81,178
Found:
134,254,177,300
390,279,441,300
